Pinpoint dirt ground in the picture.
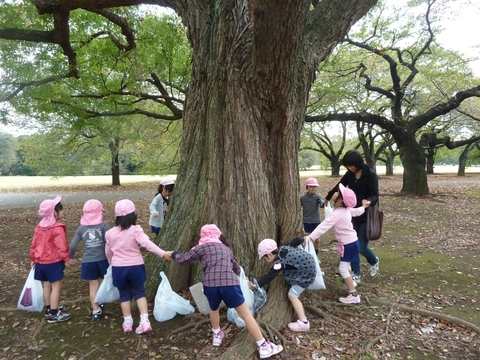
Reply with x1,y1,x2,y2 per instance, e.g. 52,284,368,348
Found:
0,174,479,360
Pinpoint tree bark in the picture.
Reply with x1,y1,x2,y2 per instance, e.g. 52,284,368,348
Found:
397,132,429,195
109,137,121,186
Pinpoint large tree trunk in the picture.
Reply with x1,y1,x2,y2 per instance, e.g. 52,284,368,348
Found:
144,0,377,356
426,148,435,174
109,138,121,186
457,144,472,177
397,134,429,195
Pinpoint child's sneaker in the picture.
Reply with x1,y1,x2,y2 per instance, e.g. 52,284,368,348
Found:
370,257,379,277
212,330,224,346
45,305,64,318
47,310,72,323
135,320,152,334
91,310,102,322
287,319,310,332
339,294,361,304
352,274,361,284
258,340,283,359
122,321,133,333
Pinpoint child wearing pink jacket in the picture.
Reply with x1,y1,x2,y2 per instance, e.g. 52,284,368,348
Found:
105,199,169,334
306,184,369,304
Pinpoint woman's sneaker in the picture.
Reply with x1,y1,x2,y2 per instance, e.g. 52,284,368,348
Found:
370,257,380,277
339,294,361,304
212,330,224,346
47,310,72,323
258,341,283,359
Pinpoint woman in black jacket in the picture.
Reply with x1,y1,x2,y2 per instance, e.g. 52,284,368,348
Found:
324,150,379,283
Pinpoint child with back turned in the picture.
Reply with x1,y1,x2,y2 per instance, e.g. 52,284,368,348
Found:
105,199,170,334
29,196,75,323
167,224,283,359
306,184,368,304
69,199,109,322
149,179,175,235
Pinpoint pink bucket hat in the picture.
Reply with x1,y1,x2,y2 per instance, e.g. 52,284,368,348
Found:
257,239,278,259
199,224,223,245
80,199,104,226
115,199,136,217
339,183,357,207
160,179,175,186
305,178,319,187
38,196,62,228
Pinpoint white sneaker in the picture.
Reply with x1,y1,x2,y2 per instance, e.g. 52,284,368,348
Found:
212,330,224,346
258,340,283,359
370,257,379,277
352,274,361,284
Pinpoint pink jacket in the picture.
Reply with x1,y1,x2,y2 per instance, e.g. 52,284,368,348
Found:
30,222,71,264
309,206,365,245
105,225,165,266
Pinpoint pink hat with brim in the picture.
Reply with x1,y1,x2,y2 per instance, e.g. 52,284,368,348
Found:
160,179,175,186
198,224,223,245
305,177,319,187
115,199,136,217
80,199,104,226
257,238,278,259
38,196,62,228
339,183,357,207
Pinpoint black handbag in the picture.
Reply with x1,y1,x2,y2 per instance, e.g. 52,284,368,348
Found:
366,203,384,240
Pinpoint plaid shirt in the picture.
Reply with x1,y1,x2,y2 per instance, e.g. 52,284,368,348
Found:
172,242,241,287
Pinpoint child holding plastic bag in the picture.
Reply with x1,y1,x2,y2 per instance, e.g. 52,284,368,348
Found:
167,224,283,359
69,199,109,322
105,199,170,334
306,184,369,304
29,196,75,323
254,236,316,332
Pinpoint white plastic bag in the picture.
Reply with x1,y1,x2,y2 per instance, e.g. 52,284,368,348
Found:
189,282,226,315
17,268,44,312
94,266,120,304
227,267,254,328
303,239,326,290
324,202,333,218
154,271,195,322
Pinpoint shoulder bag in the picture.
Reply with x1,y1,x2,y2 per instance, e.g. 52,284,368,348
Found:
366,203,384,240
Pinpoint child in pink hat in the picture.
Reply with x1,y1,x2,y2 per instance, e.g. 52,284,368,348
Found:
149,179,175,235
105,199,170,334
167,224,283,359
69,199,110,322
306,184,369,304
300,177,324,254
29,196,75,323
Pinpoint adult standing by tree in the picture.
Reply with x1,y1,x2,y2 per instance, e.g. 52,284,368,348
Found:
324,149,379,283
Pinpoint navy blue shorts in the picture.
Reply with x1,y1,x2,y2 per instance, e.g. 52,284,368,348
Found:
203,285,245,310
304,223,320,233
81,259,109,280
341,241,360,263
34,261,65,283
112,265,147,302
151,226,161,234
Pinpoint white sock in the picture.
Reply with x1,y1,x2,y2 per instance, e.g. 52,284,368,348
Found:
256,338,266,347
123,315,133,324
140,313,149,325
212,327,221,334
93,309,102,315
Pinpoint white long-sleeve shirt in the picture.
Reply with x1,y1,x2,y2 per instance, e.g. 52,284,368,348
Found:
309,206,365,245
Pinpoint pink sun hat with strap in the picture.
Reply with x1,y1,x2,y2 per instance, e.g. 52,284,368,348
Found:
198,224,223,245
115,199,136,217
80,199,104,226
339,183,357,207
160,179,175,186
38,196,62,228
257,239,278,259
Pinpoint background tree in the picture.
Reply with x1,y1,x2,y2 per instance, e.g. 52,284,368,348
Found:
0,132,18,175
305,0,480,195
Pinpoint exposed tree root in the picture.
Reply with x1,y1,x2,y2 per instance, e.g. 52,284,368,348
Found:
32,317,45,342
365,307,393,352
305,304,357,328
78,348,97,360
257,320,294,347
370,297,480,335
167,317,213,338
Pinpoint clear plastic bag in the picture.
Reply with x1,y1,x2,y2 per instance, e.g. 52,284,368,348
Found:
154,271,195,322
227,267,254,328
251,278,267,313
303,239,326,290
17,268,44,312
94,266,120,304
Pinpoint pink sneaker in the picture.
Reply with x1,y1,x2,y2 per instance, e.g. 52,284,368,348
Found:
122,321,133,333
339,294,361,304
212,330,224,346
258,340,283,359
287,319,310,332
135,320,152,334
